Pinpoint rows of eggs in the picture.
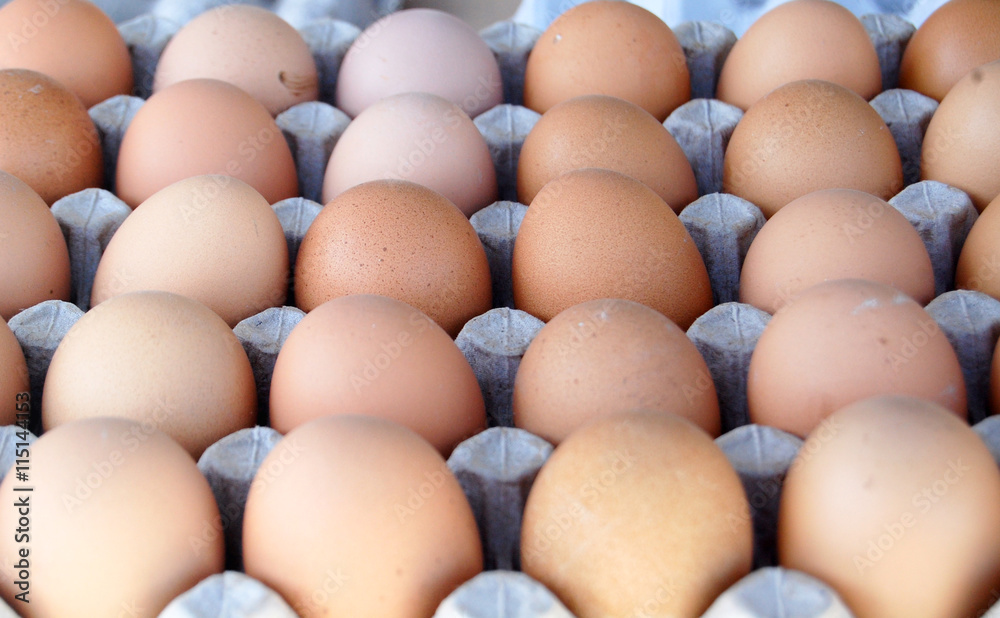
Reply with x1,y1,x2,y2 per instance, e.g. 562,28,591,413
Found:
2,0,1000,616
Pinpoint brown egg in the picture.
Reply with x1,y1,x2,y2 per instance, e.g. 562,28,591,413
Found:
521,411,752,617
740,189,935,314
523,1,689,122
517,95,697,211
512,168,712,329
269,295,485,455
956,193,1000,299
716,0,881,110
0,418,223,616
243,415,482,617
154,5,318,116
747,279,966,438
115,79,298,208
513,299,719,443
779,396,1000,618
921,60,1000,212
322,93,497,217
42,291,257,459
91,175,288,327
723,80,903,218
899,0,1000,102
992,337,1000,416
0,69,102,204
0,0,132,108
0,319,28,427
0,170,71,319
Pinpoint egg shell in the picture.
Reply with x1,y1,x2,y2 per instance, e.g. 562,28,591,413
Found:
513,298,720,443
521,411,752,617
517,94,697,212
0,320,27,427
512,168,713,329
747,279,967,437
0,417,223,616
243,415,483,617
957,193,1000,300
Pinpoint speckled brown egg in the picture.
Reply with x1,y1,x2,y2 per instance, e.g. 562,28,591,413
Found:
899,0,1000,102
517,95,697,212
740,189,935,314
0,170,71,319
523,1,690,122
0,319,28,427
716,0,882,110
512,168,712,329
747,279,966,438
513,299,720,444
956,193,1000,299
296,180,491,337
521,411,752,618
42,291,257,458
723,80,903,218
115,78,298,208
0,69,102,204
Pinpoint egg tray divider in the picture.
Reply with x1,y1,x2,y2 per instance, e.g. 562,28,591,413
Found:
2,6,997,617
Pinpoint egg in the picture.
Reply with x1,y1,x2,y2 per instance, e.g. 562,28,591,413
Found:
0,69,103,204
992,336,1000,415
779,396,1000,618
296,180,491,337
154,5,318,116
0,170,71,319
723,79,903,218
513,298,720,443
91,175,289,327
335,8,502,118
243,415,483,617
521,411,752,617
899,0,1000,101
716,0,881,110
42,291,257,458
523,1,689,122
0,418,224,616
322,92,497,217
0,0,133,108
740,189,935,314
115,79,298,208
0,319,28,427
512,168,712,329
956,193,1000,299
921,60,1000,212
269,295,485,455
516,94,697,212
747,279,966,437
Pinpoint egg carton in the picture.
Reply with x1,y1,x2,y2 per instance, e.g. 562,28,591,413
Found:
3,2,999,616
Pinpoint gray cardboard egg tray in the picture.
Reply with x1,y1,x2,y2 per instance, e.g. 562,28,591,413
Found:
1,7,998,617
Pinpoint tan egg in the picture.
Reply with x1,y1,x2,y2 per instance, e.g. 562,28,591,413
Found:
716,0,881,110
154,5,318,116
91,175,288,326
296,180,491,337
740,189,935,314
42,291,257,459
516,95,697,211
921,60,1000,212
523,1,689,122
0,320,28,427
513,299,719,443
521,411,752,618
0,417,223,616
956,193,1000,298
723,80,903,218
0,171,71,319
992,336,1000,415
322,93,497,217
269,295,485,455
335,8,502,119
0,69,102,204
899,0,1000,101
512,168,712,329
747,279,966,438
243,415,482,617
779,396,1000,618
115,79,298,208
